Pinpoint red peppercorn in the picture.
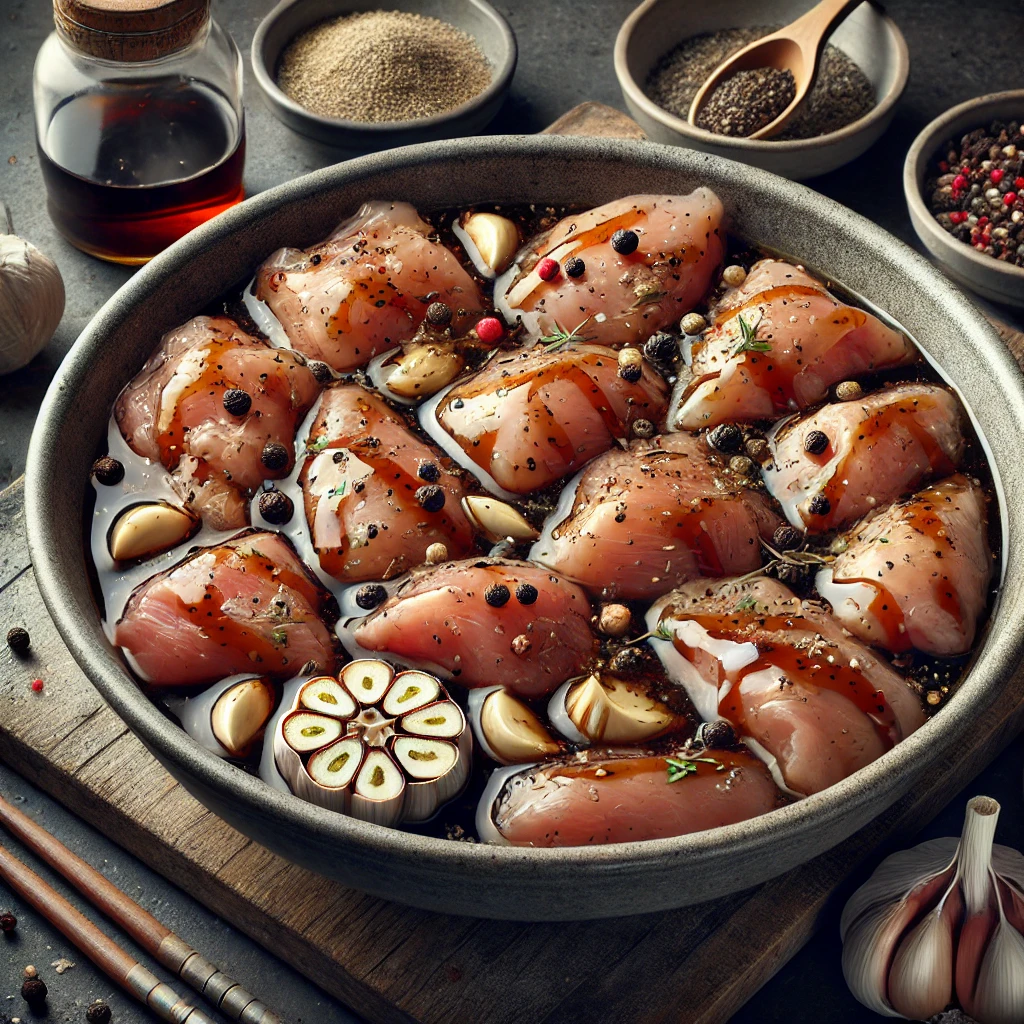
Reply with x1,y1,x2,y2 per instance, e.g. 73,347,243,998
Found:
1004,192,1018,206
952,174,968,190
978,216,989,227
990,168,1005,184
1015,177,1024,189
31,679,44,693
535,257,559,281
476,317,503,344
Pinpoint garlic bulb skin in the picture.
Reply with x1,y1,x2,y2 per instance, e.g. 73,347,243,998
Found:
0,209,64,375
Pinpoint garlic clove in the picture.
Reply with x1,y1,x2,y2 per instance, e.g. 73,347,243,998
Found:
299,676,357,719
210,677,276,758
461,495,539,543
555,673,678,745
887,901,956,1020
957,905,998,1016
381,670,441,716
972,920,1024,1024
384,344,465,400
351,749,405,827
454,212,520,278
469,686,561,765
392,736,459,781
281,710,344,753
306,737,363,792
340,658,394,705
401,700,465,740
108,502,198,562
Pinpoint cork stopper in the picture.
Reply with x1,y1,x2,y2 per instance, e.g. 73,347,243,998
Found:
54,0,209,62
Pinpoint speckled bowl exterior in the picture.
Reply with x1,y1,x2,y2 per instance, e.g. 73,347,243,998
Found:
251,0,516,150
614,0,909,181
904,90,1024,308
26,136,1024,921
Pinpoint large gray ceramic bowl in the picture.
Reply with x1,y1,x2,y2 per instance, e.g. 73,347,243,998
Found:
26,136,1024,921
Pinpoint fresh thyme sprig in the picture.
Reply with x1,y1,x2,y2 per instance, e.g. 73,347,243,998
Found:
665,755,724,783
730,311,771,357
541,316,594,351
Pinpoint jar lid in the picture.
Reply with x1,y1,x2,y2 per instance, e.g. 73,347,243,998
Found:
54,0,209,62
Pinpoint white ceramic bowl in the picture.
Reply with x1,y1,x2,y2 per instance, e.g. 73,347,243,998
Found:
904,91,1024,309
614,0,908,181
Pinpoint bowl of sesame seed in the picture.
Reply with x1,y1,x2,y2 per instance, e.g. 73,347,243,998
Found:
251,0,517,149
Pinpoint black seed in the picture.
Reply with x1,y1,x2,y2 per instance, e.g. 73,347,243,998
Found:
308,360,333,384
21,977,47,1005
355,583,387,610
86,1003,113,1024
366,524,378,539
515,582,538,605
564,256,586,278
417,462,440,482
310,253,322,266
92,456,125,486
222,389,252,416
618,363,643,384
772,525,803,552
803,430,829,455
261,442,289,471
258,490,293,525
485,583,511,607
6,627,30,655
698,719,736,749
611,229,639,255
332,450,345,463
809,493,831,516
644,331,679,363
426,301,453,327
632,418,656,439
707,423,743,453
416,484,445,513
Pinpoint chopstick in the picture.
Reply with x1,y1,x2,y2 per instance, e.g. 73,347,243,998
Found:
0,795,281,1024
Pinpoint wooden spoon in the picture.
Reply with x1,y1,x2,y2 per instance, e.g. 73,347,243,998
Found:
687,0,865,140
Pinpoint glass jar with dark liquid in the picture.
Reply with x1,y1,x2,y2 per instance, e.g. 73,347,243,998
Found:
33,0,244,265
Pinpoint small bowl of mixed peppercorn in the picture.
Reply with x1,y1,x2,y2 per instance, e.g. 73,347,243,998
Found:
614,0,909,181
905,91,1024,308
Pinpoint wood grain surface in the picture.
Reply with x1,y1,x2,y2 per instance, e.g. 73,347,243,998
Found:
2,103,1024,1024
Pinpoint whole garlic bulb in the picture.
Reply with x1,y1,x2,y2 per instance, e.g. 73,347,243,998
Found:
0,204,64,375
842,796,1024,1023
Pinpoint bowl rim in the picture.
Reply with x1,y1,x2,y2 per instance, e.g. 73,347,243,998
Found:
612,0,910,152
250,0,518,134
25,134,1024,894
903,88,1024,285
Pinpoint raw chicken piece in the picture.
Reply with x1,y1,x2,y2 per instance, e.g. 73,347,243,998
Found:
300,384,476,581
255,201,486,372
478,745,784,846
674,260,916,429
530,432,782,599
419,342,669,497
115,533,336,687
764,382,964,532
115,316,321,530
347,558,597,698
648,577,925,796
817,475,993,657
497,191,725,345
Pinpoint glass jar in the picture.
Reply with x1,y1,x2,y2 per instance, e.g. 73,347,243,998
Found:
33,0,245,265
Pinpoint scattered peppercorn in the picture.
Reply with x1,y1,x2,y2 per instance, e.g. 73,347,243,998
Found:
598,604,632,637
722,265,748,288
809,493,831,516
485,583,511,607
745,437,770,462
608,646,645,675
680,312,707,336
803,430,830,455
617,347,643,383
417,461,440,482
835,380,863,401
707,422,743,453
261,442,289,472
86,1002,113,1024
24,965,37,978
21,976,47,1006
258,489,293,525
222,388,252,416
729,455,754,476
515,582,538,605
91,456,125,486
426,301,453,327
564,256,585,278
536,257,560,281
698,719,736,749
773,525,803,551
355,583,388,610
475,316,503,344
0,912,16,933
6,627,30,655
415,484,446,512
425,542,448,564
31,678,44,693
644,331,679,363
611,229,639,255
308,360,333,384
632,418,656,439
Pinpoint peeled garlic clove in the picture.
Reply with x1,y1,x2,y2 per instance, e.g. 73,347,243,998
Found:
887,903,955,1020
281,710,344,753
299,676,357,719
381,670,441,715
109,502,198,562
401,700,465,739
972,920,1024,1024
384,344,465,401
351,749,406,827
340,658,394,705
469,686,560,765
461,495,539,543
306,737,363,792
550,673,678,745
210,677,276,757
454,212,520,278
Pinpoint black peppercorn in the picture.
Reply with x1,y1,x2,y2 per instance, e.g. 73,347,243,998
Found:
707,423,743,453
87,1003,113,1024
417,462,440,482
308,360,333,385
643,331,679,364
608,647,645,675
92,456,125,486
426,301,453,327
515,582,538,605
618,363,643,384
332,450,345,463
485,583,511,607
416,484,446,513
310,253,322,266
6,627,30,655
632,418,656,439
261,442,289,472
355,583,387,610
564,256,585,278
809,493,831,516
611,229,639,255
21,977,47,1005
0,911,16,933
222,389,252,416
698,719,736,749
803,430,830,455
772,525,803,552
258,490,293,525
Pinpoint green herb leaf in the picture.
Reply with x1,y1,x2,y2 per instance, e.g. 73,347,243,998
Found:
665,755,723,783
730,311,771,357
542,316,594,351
734,595,759,612
272,627,288,647
309,436,330,453
879,537,890,544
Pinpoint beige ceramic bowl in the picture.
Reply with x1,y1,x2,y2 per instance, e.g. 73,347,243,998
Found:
905,91,1024,309
614,0,909,180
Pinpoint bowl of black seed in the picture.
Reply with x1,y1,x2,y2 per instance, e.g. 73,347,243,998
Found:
613,0,908,180
252,0,516,149
905,90,1024,308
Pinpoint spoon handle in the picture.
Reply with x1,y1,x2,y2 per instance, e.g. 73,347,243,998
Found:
787,0,865,55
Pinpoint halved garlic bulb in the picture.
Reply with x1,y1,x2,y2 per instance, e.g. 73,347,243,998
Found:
453,212,520,278
108,502,198,562
842,796,1024,1023
468,686,561,765
548,673,679,745
461,495,539,544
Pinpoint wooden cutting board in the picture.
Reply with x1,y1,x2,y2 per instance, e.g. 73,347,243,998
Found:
2,103,1024,1024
